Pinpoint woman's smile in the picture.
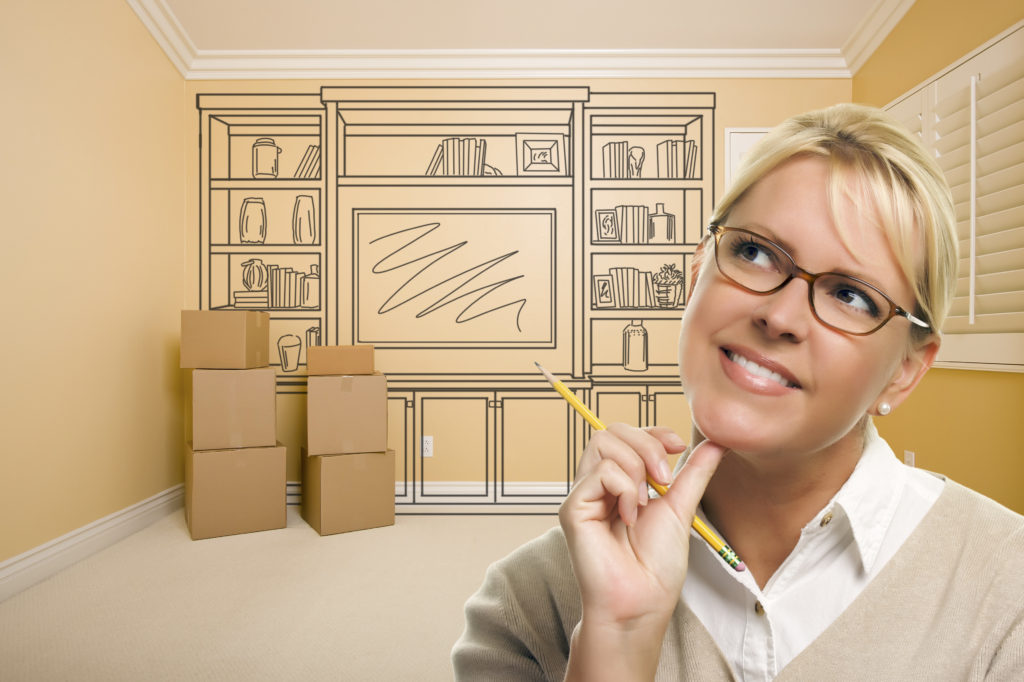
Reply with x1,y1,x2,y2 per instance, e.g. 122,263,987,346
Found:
720,346,801,396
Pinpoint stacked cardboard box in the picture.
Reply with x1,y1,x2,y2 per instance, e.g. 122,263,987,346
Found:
303,344,395,535
180,311,286,540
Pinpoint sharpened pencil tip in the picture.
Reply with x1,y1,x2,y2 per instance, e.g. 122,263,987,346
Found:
534,362,557,385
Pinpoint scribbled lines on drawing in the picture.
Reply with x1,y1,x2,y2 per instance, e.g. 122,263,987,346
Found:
369,221,527,331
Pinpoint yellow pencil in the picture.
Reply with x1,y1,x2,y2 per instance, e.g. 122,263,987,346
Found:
535,362,746,572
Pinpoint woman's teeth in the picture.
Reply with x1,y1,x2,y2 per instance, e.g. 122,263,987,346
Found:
727,350,797,388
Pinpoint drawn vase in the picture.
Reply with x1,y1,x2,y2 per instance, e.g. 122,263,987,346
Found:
623,320,648,372
241,258,268,292
301,264,320,309
292,195,316,244
239,198,267,244
648,203,676,244
252,138,281,178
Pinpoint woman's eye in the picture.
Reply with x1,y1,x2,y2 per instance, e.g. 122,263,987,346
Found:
832,285,882,317
734,241,776,268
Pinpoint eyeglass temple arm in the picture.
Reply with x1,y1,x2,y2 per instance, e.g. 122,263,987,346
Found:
899,309,931,329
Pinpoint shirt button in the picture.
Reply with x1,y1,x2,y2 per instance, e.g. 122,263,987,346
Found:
754,601,765,616
820,511,833,527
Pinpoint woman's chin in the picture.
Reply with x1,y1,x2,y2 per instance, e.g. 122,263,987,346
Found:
690,401,774,454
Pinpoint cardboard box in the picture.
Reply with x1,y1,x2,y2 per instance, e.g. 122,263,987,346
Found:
180,310,270,369
184,441,287,540
302,448,395,535
307,373,387,455
191,368,277,450
307,344,375,376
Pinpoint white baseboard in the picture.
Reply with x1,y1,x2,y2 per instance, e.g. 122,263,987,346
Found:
0,484,184,603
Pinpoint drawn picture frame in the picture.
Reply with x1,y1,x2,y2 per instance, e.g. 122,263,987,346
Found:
515,133,566,175
592,274,616,308
594,209,620,243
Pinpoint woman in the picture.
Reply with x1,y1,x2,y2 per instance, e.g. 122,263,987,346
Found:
452,104,1024,680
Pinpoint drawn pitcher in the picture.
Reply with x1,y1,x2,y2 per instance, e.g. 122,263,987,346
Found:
252,137,281,178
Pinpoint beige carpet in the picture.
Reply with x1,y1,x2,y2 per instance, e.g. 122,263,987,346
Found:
0,508,558,681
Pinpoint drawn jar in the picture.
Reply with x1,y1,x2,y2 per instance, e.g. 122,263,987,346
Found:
239,197,267,244
301,264,320,309
252,137,281,178
292,195,316,244
241,258,268,292
622,319,648,372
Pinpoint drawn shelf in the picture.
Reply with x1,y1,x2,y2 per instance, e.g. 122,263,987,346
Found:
198,95,328,378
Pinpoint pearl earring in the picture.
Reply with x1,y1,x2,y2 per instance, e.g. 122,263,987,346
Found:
877,402,892,416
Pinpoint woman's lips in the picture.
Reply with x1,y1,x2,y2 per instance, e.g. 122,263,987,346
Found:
720,347,802,394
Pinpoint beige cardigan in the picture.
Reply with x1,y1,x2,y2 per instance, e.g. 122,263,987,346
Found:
453,480,1024,680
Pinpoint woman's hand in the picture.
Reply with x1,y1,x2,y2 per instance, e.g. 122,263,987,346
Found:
559,424,726,681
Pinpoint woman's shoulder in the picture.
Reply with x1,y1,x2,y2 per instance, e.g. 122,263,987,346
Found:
932,477,1024,540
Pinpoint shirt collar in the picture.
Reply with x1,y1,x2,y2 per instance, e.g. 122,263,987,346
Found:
818,419,907,573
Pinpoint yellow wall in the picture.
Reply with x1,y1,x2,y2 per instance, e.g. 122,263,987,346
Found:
0,0,186,561
876,369,1024,513
855,2,1024,514
853,0,1024,105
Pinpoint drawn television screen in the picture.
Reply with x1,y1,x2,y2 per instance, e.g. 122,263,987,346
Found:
354,210,556,346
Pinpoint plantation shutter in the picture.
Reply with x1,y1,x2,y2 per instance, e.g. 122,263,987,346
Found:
887,22,1024,371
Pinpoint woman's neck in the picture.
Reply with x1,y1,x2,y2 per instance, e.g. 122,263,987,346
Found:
697,428,865,589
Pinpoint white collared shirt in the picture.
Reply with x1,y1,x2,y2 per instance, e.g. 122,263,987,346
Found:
681,421,943,681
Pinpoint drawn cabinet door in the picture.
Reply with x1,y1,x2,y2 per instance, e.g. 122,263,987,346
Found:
590,384,693,472
496,392,574,503
646,386,693,472
416,392,493,504
388,392,413,504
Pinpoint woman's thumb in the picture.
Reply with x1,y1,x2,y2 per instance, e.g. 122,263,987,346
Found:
664,440,726,518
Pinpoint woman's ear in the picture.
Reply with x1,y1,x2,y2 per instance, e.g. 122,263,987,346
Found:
875,338,940,414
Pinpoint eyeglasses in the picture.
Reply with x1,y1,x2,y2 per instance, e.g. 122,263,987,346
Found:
707,224,930,336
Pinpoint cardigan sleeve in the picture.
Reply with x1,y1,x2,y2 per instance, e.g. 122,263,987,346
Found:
451,528,579,681
986,614,1024,680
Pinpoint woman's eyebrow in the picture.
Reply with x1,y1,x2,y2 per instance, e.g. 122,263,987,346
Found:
735,222,884,285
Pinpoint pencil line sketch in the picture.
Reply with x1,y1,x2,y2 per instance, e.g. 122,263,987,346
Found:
354,210,554,346
368,221,528,329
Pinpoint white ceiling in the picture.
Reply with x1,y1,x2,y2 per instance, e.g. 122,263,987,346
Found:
129,0,916,79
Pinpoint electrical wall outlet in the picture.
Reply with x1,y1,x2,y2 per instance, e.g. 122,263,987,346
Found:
903,450,915,467
422,435,434,458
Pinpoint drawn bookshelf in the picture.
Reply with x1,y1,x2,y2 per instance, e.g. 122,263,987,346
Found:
198,94,327,378
583,93,715,384
196,88,716,512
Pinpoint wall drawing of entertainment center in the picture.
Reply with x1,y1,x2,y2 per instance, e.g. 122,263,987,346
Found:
197,87,715,511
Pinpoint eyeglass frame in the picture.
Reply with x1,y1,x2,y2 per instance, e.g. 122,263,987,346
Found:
705,223,931,336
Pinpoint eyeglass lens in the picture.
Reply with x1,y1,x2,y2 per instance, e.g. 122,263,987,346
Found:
715,229,893,334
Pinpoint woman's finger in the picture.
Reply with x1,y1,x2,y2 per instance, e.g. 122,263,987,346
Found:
562,457,641,527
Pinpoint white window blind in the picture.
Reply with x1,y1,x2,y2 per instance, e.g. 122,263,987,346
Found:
887,21,1024,371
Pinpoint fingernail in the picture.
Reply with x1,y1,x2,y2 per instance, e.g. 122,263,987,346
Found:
638,481,649,506
657,460,672,484
666,433,686,448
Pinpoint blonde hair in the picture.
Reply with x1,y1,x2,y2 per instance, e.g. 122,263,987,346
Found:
712,103,958,339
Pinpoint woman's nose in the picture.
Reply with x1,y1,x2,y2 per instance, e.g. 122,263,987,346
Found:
753,278,813,341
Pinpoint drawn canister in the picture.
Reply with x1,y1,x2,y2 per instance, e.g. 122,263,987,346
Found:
239,197,267,244
252,137,281,178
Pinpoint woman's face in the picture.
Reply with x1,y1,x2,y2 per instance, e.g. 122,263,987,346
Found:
678,155,933,460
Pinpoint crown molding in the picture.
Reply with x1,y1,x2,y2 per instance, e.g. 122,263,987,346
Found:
182,48,852,80
842,0,916,75
129,0,868,80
